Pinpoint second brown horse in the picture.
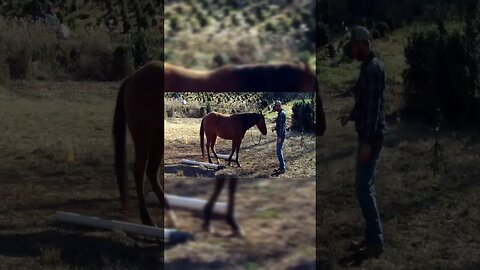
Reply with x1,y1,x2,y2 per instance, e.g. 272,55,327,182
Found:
200,112,268,167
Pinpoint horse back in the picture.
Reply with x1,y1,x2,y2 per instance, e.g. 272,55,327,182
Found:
202,112,241,139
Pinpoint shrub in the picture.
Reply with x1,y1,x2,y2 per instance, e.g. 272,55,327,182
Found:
111,45,134,80
317,22,329,46
0,18,57,80
291,100,315,132
403,24,480,125
131,29,149,68
7,48,32,80
376,21,390,37
75,27,114,80
371,29,381,40
212,53,227,68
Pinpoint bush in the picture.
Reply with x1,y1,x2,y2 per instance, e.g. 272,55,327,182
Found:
131,29,149,68
371,29,381,40
291,100,315,132
212,53,227,68
111,45,134,80
376,21,390,37
0,18,56,80
75,27,114,80
317,22,329,46
7,48,32,79
403,25,480,125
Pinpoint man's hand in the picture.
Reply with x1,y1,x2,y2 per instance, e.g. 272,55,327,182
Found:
359,144,371,164
338,114,351,127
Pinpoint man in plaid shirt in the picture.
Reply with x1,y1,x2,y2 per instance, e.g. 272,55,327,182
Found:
339,26,386,259
273,100,286,174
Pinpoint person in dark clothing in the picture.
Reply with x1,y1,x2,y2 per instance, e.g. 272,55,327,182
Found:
338,26,386,259
272,100,286,174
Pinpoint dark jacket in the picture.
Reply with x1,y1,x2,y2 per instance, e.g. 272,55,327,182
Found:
275,110,286,138
349,52,386,143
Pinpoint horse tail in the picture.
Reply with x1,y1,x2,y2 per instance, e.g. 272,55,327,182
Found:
316,81,327,136
113,78,130,210
200,116,206,159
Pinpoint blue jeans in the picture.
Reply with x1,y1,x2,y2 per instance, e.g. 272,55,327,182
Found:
276,136,285,170
356,137,383,246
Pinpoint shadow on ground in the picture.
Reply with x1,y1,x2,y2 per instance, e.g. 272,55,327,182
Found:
164,164,216,178
0,230,163,270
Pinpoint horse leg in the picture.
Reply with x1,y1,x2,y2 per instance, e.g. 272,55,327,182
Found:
228,140,236,166
226,176,243,237
206,135,213,164
235,140,242,167
146,137,177,228
202,176,226,233
133,142,155,226
210,134,220,164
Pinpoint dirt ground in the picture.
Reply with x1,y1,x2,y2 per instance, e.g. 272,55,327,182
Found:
164,117,316,179
0,81,315,270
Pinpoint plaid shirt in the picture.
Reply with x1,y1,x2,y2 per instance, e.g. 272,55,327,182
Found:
275,109,286,138
350,52,386,143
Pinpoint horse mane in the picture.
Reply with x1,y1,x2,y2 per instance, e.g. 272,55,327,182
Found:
236,113,262,131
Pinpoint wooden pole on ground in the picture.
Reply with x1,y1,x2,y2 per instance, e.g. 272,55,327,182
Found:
55,211,191,243
180,159,224,169
146,193,227,215
210,153,236,160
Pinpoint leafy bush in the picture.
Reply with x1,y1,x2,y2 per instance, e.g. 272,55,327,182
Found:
111,45,134,80
291,100,315,132
75,28,114,80
317,22,329,46
376,21,390,37
7,48,32,80
403,24,480,125
371,29,381,40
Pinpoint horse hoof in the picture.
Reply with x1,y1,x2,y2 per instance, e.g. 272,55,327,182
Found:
201,224,215,234
166,219,177,228
230,228,245,238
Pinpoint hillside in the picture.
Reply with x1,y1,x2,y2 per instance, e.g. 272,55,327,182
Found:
0,0,315,80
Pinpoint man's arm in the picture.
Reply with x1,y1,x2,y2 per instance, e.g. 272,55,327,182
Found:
277,112,287,136
363,65,383,142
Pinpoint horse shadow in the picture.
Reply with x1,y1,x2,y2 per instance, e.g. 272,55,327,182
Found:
164,164,216,178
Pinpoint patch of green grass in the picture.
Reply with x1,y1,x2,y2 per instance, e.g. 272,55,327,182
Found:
255,208,280,219
244,261,259,270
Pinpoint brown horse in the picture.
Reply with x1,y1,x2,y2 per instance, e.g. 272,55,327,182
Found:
200,112,268,167
113,60,326,235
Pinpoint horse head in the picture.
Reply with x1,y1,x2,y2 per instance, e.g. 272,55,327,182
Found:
256,113,268,135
